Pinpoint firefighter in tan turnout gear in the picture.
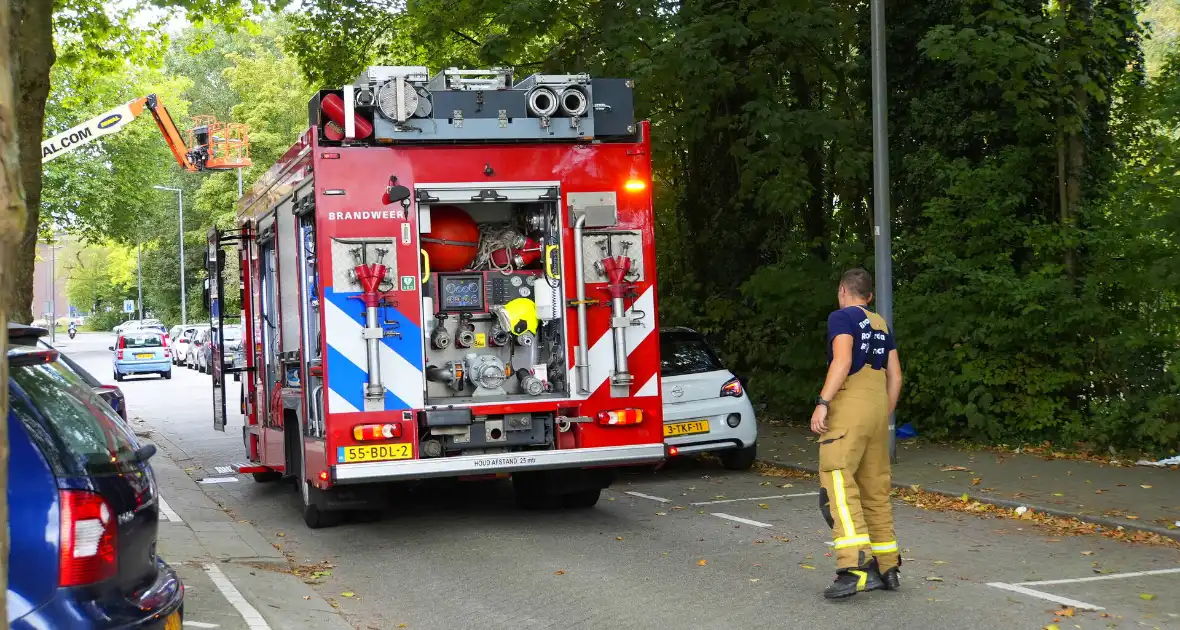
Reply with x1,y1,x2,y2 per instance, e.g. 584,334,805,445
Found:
810,268,904,599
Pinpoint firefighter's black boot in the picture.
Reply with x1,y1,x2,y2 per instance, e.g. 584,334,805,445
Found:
823,554,884,600
870,555,902,591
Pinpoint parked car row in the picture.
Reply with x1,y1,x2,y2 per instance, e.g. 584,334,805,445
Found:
165,324,241,374
7,323,184,628
113,318,166,336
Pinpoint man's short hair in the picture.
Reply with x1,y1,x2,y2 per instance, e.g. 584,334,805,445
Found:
840,268,873,298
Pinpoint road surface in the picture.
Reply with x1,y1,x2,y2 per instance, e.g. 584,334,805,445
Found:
59,333,1180,629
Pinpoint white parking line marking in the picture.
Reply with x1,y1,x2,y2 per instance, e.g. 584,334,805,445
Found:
185,623,221,628
158,497,182,523
624,491,671,503
199,476,239,484
1017,567,1180,586
986,582,1104,611
691,492,819,506
711,513,773,528
203,563,272,630
214,466,234,474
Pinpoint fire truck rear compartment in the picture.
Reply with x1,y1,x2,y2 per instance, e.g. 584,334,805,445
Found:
419,196,569,408
418,409,554,457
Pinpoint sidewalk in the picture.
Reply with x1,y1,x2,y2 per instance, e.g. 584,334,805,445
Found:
148,435,354,630
756,424,1180,540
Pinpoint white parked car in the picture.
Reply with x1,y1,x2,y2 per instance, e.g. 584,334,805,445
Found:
171,325,200,366
660,327,758,470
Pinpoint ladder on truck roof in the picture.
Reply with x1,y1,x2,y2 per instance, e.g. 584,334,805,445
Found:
309,66,638,145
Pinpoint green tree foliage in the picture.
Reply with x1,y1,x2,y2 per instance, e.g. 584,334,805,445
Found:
280,0,1179,452
46,18,306,326
63,242,138,329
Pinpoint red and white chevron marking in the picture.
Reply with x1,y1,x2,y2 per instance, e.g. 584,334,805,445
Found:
579,286,659,398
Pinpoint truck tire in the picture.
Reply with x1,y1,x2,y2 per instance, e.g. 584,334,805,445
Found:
512,474,560,510
561,489,602,508
299,450,341,528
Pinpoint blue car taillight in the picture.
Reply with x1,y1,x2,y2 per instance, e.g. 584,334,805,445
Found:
59,490,118,586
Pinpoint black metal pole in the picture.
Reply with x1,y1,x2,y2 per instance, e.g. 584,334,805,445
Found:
870,0,897,463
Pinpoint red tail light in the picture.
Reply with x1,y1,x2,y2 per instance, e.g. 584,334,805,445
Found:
59,490,117,586
353,424,402,441
721,378,743,398
596,409,644,426
117,350,124,360
164,350,171,358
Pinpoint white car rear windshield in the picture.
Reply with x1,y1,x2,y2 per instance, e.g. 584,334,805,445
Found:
660,331,725,377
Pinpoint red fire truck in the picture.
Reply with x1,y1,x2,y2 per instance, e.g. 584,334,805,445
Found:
205,66,666,527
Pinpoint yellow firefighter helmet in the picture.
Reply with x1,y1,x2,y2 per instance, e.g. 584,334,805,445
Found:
493,298,538,337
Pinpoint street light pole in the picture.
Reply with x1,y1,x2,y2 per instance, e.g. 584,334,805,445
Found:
154,186,186,324
870,0,897,463
137,238,144,321
49,242,57,343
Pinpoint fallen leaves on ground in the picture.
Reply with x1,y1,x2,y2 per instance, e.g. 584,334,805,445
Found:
1141,485,1152,489
1140,593,1155,601
925,576,944,582
972,478,982,486
554,570,566,576
940,466,971,472
697,559,708,566
616,536,624,541
341,591,356,598
291,561,337,584
800,564,815,570
1054,607,1075,617
758,503,770,509
753,460,1177,548
754,462,814,479
887,486,1180,549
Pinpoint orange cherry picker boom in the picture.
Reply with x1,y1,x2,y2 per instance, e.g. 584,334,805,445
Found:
41,94,252,171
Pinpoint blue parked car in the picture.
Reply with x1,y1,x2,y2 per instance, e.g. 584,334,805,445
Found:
111,330,172,381
7,323,184,629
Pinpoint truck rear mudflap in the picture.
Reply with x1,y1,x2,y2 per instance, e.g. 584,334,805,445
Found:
331,443,665,484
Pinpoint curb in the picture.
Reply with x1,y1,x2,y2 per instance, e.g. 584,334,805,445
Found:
756,457,1180,542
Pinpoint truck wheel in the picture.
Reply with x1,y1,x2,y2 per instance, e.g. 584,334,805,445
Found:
300,481,342,529
299,451,341,528
720,443,757,471
561,489,602,509
512,474,559,510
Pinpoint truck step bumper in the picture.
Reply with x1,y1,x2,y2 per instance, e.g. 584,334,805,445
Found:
332,443,666,484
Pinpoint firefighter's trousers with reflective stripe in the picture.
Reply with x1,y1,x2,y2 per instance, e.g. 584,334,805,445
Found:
818,366,899,571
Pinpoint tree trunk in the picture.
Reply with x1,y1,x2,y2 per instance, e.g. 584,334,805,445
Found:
0,0,28,619
7,0,54,324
